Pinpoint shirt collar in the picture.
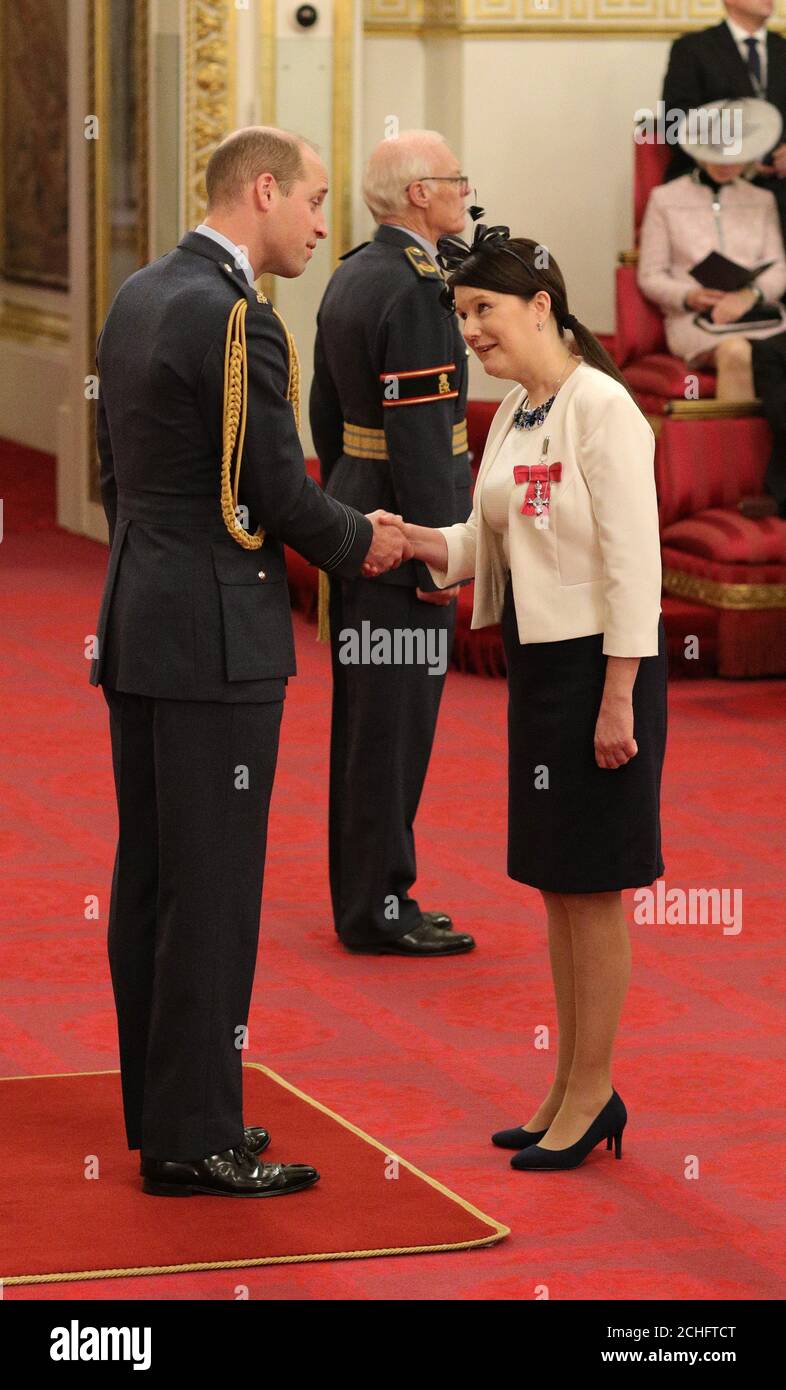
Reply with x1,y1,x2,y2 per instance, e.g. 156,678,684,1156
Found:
726,17,768,47
386,224,440,265
194,223,255,287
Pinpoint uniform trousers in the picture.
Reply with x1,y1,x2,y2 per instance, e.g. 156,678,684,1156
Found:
102,687,283,1161
328,577,456,947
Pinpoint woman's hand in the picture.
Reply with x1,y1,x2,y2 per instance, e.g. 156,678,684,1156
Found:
710,288,757,325
594,693,638,769
684,286,725,312
368,516,450,572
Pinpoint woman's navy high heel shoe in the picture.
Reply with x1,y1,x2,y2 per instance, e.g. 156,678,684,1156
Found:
510,1090,627,1171
492,1124,548,1150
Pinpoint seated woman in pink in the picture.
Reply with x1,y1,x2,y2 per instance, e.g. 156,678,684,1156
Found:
638,98,786,399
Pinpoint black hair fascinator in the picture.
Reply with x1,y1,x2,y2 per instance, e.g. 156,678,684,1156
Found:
436,223,535,277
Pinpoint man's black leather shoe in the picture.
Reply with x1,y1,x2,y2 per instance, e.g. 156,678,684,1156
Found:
138,1125,269,1175
140,1146,319,1197
421,910,454,930
345,920,475,956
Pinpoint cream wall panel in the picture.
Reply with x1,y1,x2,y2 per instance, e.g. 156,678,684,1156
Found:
461,36,670,398
271,1,335,455
424,35,462,148
361,36,426,190
0,343,68,455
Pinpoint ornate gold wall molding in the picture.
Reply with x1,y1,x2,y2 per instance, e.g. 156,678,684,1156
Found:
365,0,786,37
0,301,69,344
184,0,237,229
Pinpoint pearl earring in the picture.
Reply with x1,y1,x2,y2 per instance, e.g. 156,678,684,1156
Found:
536,321,544,332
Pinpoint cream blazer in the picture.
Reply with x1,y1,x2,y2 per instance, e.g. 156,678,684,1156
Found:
427,362,662,657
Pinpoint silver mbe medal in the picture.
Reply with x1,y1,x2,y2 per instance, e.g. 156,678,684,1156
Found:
514,435,562,530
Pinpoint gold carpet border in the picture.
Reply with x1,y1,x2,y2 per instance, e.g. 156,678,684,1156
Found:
662,568,786,610
0,1064,509,1286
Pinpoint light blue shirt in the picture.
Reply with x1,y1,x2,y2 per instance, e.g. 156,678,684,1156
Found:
387,224,440,265
194,223,255,287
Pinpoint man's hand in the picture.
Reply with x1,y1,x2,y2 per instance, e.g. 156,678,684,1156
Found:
361,510,414,577
416,585,459,606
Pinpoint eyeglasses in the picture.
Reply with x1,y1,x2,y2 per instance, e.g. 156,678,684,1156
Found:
406,175,474,197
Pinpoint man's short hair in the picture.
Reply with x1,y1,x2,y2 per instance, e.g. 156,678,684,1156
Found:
205,127,312,209
362,130,449,223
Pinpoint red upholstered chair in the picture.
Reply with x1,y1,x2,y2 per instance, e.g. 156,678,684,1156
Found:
656,415,786,676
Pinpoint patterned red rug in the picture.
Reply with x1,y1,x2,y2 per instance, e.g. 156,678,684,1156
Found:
1,439,784,1300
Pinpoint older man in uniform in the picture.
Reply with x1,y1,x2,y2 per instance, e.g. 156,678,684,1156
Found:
90,127,409,1197
310,130,476,957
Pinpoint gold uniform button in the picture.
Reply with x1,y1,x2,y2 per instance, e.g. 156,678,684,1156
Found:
258,570,266,580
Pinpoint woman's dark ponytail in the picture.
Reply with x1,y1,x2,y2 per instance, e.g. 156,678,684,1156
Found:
561,315,637,402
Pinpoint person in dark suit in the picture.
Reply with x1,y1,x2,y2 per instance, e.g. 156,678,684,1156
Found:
747,332,786,513
662,2,786,239
309,130,476,957
90,126,410,1197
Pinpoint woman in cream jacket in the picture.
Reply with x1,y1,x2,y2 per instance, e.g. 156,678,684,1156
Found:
637,98,786,399
384,230,667,1173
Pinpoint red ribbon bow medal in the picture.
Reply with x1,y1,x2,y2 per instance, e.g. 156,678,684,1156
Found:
513,436,562,529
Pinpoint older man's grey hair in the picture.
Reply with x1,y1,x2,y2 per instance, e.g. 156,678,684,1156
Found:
362,130,451,223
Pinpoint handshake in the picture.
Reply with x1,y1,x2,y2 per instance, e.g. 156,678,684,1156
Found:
361,509,412,577
360,510,459,606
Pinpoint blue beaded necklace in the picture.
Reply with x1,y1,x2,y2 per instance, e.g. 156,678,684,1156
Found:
512,352,576,431
512,394,556,430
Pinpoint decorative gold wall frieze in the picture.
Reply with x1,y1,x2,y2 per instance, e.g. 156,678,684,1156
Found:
364,0,786,36
184,0,237,229
0,301,69,344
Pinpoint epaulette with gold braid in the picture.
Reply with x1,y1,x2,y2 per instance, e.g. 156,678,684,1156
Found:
220,294,302,548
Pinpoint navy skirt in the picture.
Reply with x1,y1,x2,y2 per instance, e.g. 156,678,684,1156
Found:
502,579,667,894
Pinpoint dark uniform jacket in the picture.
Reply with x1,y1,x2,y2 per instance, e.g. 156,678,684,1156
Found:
89,230,372,701
662,22,786,188
309,224,473,590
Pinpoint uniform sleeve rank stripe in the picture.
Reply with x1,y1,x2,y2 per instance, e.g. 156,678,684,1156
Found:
322,503,357,571
379,362,458,406
379,364,456,380
383,390,459,407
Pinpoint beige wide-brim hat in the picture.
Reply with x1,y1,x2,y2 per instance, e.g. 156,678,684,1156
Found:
677,97,783,164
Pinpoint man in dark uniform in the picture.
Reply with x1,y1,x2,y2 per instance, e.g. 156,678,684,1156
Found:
90,127,409,1197
661,1,786,240
309,130,476,957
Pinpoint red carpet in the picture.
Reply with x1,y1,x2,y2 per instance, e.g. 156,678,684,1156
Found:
0,1065,506,1285
0,443,784,1299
